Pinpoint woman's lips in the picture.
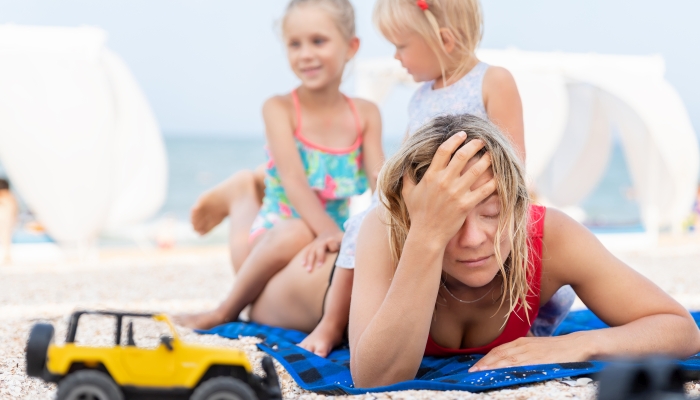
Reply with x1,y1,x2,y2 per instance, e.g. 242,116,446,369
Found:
457,255,492,267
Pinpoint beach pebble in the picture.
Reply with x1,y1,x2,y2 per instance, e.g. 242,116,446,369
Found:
1,245,699,399
560,377,593,387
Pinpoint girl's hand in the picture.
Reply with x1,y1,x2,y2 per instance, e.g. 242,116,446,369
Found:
468,334,591,372
301,230,344,272
402,132,496,246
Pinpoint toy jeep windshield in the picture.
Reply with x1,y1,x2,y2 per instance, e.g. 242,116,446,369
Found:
26,310,281,400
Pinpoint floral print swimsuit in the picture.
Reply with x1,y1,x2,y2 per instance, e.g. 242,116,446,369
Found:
250,90,368,241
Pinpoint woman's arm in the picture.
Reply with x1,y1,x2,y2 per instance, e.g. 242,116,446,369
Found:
483,66,525,162
470,209,700,371
355,99,384,191
545,209,700,358
263,96,342,237
349,208,444,387
349,134,497,387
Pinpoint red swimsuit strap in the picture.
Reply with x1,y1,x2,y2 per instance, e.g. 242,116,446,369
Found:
424,205,546,356
290,89,363,154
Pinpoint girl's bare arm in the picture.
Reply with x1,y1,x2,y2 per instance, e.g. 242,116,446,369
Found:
483,66,525,162
470,209,700,371
263,96,342,236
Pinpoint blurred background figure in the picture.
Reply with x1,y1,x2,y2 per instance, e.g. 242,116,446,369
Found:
692,184,700,233
0,178,18,265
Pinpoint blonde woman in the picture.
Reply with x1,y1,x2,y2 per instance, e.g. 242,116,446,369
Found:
348,114,700,388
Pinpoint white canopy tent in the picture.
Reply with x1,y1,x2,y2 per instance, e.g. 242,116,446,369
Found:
356,49,699,237
0,25,167,246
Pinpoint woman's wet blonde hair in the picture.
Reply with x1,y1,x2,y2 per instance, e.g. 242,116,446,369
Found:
374,0,483,86
282,0,356,40
378,114,533,320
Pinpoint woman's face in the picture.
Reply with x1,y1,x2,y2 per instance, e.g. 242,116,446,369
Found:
442,158,512,288
283,6,358,90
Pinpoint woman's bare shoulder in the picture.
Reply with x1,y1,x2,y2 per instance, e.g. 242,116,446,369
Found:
540,207,621,286
359,206,387,240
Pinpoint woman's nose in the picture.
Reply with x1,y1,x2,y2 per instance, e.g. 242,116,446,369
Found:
456,218,487,248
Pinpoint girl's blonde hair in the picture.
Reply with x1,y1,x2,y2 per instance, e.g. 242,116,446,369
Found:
283,0,356,40
374,0,483,85
378,114,533,320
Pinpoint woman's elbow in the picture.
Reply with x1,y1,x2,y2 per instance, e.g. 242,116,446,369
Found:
678,314,700,358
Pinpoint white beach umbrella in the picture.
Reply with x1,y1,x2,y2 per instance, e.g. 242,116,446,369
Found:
355,50,699,233
0,25,167,245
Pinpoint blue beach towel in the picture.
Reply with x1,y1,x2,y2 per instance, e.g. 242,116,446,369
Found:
199,310,700,394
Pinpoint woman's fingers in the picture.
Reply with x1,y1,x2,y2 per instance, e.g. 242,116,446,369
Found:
446,138,485,177
427,131,468,173
465,152,492,185
469,340,528,372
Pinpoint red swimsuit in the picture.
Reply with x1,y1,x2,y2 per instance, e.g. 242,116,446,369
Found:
424,205,546,356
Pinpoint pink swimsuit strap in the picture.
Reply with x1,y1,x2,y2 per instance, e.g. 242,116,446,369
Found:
291,89,363,154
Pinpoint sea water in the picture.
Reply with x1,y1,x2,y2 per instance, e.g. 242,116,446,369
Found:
0,134,644,244
162,135,642,229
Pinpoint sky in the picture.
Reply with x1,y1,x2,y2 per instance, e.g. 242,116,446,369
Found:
1,0,699,138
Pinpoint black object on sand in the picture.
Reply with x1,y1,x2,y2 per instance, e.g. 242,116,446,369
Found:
597,357,688,400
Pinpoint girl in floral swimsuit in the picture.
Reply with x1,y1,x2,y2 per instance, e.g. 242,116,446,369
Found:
176,0,384,330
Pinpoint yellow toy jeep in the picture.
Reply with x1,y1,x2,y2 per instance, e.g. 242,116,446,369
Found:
26,310,282,400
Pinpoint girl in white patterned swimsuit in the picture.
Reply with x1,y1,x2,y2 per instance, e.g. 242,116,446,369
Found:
299,0,575,357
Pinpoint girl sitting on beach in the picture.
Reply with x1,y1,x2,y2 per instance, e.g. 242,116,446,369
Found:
177,0,384,329
349,114,700,388
299,0,574,357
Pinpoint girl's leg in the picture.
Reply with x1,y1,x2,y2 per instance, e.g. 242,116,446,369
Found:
298,267,353,356
176,219,314,330
190,166,265,271
249,249,336,333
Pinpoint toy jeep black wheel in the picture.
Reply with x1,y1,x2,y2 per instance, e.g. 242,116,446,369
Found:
26,323,54,377
191,377,256,400
56,370,124,400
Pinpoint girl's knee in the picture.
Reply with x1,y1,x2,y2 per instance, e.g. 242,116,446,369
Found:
232,170,258,192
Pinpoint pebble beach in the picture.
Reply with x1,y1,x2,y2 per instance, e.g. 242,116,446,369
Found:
1,242,700,399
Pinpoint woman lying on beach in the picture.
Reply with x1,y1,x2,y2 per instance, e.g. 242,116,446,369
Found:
348,114,700,388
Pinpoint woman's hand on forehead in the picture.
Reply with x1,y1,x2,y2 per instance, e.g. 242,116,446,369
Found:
402,132,497,245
